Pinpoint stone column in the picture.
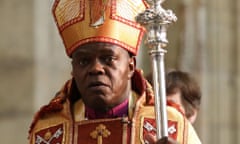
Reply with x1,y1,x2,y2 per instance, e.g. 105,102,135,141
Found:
33,0,71,110
177,0,240,143
203,0,240,143
233,0,240,142
164,0,240,143
0,0,34,143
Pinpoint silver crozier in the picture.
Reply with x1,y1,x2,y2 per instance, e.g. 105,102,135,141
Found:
136,0,177,139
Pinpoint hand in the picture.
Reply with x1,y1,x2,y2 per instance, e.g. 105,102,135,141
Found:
144,134,179,144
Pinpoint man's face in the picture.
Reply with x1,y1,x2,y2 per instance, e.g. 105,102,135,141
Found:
71,42,135,111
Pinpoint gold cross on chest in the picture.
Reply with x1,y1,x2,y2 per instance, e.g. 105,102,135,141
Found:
90,124,111,144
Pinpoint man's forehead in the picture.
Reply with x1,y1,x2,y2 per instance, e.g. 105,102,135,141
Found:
79,42,119,48
72,42,127,56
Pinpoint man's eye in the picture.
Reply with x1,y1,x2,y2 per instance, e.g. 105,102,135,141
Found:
102,56,115,63
79,58,89,66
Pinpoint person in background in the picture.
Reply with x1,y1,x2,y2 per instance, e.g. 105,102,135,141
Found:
146,70,201,124
28,0,201,143
165,70,201,124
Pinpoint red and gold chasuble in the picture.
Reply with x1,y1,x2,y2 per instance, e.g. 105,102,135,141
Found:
29,71,201,144
30,100,201,144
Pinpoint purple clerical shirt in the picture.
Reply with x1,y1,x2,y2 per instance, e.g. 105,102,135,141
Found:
85,98,129,119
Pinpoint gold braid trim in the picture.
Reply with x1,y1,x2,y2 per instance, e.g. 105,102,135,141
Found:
28,79,72,137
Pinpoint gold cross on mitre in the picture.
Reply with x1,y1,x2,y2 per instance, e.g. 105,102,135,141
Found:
89,0,110,27
90,124,111,144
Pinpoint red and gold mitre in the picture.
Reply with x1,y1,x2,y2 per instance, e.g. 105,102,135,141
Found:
52,0,147,56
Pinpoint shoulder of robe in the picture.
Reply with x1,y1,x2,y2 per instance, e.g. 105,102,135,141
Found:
132,69,155,105
28,79,72,137
167,105,201,143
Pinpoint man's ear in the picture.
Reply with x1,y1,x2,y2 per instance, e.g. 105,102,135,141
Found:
189,109,198,124
128,57,136,78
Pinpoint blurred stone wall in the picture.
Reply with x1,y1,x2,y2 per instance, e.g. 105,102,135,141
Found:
0,0,34,143
0,0,70,143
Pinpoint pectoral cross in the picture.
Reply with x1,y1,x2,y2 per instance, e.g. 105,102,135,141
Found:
90,124,111,144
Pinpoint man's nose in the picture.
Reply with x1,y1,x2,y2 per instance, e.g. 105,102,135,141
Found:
88,59,105,75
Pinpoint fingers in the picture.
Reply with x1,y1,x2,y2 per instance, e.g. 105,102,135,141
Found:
144,134,179,144
144,134,157,143
144,134,168,144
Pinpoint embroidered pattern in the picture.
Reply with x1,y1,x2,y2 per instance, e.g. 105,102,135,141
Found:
89,0,110,27
35,124,64,144
142,118,178,143
90,124,111,144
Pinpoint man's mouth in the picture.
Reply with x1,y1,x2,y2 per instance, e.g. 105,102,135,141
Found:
88,81,108,88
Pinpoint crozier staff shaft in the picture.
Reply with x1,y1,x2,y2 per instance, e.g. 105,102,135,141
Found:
136,0,177,139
